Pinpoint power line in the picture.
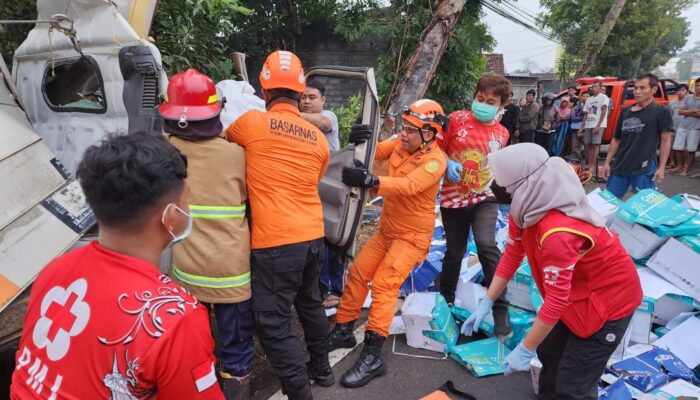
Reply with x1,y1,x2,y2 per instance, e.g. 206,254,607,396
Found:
503,0,539,21
482,0,558,42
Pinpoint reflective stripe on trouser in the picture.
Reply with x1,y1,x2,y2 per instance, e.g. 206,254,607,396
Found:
189,204,246,219
172,265,251,288
335,231,429,336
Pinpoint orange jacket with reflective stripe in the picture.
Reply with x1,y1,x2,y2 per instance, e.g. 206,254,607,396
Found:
375,138,447,248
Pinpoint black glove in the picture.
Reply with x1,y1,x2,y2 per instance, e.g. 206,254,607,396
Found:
342,160,379,188
348,124,372,145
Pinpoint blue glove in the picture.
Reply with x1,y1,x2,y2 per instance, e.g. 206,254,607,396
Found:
461,296,494,336
502,341,537,375
446,160,463,183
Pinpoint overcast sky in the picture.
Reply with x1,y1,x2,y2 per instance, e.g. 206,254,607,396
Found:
483,0,700,75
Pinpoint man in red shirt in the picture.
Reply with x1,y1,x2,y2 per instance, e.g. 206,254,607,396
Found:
437,75,512,338
11,132,224,399
464,143,641,400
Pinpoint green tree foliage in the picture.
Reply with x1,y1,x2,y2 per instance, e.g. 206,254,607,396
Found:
556,53,579,83
539,0,694,78
0,0,37,66
374,0,494,113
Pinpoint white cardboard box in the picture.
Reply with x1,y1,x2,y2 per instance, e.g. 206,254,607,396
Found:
401,293,456,353
586,188,623,226
649,379,700,398
637,268,697,326
610,216,669,260
647,238,700,302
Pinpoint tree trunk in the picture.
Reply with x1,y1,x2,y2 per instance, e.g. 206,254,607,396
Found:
385,0,467,124
574,0,627,79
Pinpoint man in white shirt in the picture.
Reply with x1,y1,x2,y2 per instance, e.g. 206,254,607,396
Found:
300,78,340,152
578,80,609,179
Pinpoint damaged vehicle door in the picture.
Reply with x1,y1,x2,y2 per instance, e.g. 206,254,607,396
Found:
0,54,95,346
309,67,380,258
12,0,166,174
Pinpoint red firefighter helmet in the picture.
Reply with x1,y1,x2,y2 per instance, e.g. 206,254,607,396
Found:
159,68,222,122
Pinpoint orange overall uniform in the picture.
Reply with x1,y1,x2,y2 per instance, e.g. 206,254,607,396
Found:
336,138,446,336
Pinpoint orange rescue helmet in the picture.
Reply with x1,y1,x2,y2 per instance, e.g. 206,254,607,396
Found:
159,68,222,122
402,99,448,136
259,50,306,93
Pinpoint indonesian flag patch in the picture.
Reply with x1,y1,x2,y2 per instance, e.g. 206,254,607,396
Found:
192,358,217,393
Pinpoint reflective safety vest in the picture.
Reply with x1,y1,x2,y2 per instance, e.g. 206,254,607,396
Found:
168,134,251,303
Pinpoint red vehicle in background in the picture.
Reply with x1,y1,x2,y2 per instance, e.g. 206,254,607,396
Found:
557,77,681,144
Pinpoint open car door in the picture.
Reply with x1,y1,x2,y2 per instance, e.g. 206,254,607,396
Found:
309,67,380,259
0,54,95,344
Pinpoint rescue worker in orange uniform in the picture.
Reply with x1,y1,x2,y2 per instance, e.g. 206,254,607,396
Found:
225,50,331,400
159,69,253,400
329,99,448,388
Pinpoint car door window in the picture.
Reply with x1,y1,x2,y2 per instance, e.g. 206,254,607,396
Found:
42,56,106,113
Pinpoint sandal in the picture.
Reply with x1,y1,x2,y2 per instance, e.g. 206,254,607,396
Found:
322,293,341,309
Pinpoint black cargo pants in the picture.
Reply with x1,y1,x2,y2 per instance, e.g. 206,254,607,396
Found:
537,316,632,400
251,238,329,400
439,201,507,312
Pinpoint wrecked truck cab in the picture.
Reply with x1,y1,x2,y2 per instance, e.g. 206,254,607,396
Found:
12,0,167,174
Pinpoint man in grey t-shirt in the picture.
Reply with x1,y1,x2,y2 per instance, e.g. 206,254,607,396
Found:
667,83,689,172
300,78,340,152
676,80,700,176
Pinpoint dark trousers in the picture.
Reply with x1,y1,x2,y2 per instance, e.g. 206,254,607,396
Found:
537,316,632,400
320,244,346,295
439,202,506,310
213,300,255,377
519,129,536,143
251,238,329,400
536,131,555,155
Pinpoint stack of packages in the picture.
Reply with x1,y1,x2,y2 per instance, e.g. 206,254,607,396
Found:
586,188,700,398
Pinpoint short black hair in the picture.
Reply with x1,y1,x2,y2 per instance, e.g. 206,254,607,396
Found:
76,131,188,232
265,88,301,100
568,86,576,90
637,73,659,88
585,89,593,96
678,83,689,91
526,89,537,97
306,78,326,96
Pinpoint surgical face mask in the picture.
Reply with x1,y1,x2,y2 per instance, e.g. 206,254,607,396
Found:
471,101,499,122
162,203,193,245
490,180,512,204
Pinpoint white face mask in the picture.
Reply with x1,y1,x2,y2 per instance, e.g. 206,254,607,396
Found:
161,203,192,245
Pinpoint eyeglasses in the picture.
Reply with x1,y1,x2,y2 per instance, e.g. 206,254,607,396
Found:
403,125,422,135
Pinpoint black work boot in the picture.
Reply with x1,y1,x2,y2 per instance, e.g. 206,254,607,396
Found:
307,353,335,387
219,372,250,400
340,330,386,388
281,376,312,400
492,305,513,340
329,320,357,351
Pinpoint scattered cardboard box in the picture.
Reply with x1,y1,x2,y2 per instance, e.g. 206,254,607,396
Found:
586,188,624,225
401,293,458,353
449,338,511,377
647,238,700,302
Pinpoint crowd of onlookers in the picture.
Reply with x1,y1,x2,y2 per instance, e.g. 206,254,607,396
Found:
504,80,700,183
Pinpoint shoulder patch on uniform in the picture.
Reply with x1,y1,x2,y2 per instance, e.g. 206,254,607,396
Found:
425,159,440,173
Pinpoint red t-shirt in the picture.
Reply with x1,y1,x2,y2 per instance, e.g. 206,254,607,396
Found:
11,242,224,399
437,110,509,208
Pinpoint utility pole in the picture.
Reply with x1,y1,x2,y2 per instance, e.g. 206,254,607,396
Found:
386,0,467,122
574,0,627,79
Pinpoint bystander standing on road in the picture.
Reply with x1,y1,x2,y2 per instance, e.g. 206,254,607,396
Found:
515,89,539,143
500,92,519,145
676,80,700,177
667,83,689,172
578,81,608,181
536,93,560,154
603,74,673,198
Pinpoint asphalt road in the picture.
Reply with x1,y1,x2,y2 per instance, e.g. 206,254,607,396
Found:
276,159,700,400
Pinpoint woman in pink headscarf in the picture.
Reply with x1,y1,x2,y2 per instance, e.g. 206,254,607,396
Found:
552,97,572,156
462,143,641,400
